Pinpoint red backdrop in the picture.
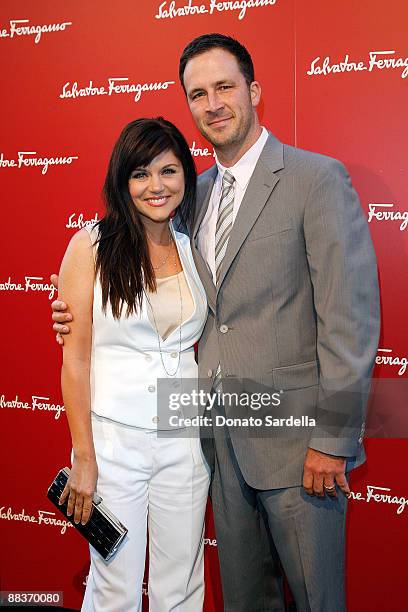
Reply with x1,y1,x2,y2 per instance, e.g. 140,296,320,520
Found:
1,1,407,610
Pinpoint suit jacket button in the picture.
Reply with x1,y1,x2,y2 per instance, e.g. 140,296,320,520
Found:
152,416,159,424
148,385,156,393
220,324,229,334
207,369,213,378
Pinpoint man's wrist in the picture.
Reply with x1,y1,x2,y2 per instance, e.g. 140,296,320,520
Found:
307,447,346,460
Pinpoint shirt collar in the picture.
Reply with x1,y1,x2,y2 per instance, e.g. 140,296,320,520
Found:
215,126,269,190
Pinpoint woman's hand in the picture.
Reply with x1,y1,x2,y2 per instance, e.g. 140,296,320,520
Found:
59,456,98,525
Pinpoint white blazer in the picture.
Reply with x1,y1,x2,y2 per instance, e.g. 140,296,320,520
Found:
87,221,208,429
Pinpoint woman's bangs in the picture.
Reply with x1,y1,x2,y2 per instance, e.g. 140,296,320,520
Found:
126,129,179,176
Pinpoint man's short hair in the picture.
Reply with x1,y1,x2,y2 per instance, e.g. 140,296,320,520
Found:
179,33,255,92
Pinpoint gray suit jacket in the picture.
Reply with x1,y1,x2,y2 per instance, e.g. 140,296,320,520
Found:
190,132,380,490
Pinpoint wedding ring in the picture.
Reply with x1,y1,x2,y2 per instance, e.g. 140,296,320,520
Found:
324,484,336,491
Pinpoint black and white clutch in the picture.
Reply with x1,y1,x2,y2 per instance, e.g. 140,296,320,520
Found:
47,467,128,561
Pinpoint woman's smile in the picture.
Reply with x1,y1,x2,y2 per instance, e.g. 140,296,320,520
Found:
145,196,171,207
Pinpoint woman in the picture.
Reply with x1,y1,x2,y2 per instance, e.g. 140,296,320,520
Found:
58,117,210,612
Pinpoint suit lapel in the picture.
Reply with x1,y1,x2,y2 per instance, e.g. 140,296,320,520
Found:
216,134,284,291
193,166,217,240
191,166,217,312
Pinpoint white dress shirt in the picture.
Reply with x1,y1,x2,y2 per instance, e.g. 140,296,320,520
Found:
197,126,269,283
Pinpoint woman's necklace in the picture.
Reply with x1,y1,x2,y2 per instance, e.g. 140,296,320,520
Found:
147,229,173,271
146,246,183,378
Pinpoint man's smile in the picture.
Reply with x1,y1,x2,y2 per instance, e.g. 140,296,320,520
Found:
207,116,233,127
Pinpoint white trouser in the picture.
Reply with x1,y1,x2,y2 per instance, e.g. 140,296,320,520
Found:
81,413,210,612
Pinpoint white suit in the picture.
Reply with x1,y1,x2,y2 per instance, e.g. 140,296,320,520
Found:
81,221,210,612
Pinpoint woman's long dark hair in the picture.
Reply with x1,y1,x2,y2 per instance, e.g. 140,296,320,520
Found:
95,117,196,319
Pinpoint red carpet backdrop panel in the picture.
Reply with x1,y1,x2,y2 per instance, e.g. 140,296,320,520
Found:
0,1,407,610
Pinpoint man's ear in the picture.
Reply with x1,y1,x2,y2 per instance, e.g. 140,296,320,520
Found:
250,81,261,108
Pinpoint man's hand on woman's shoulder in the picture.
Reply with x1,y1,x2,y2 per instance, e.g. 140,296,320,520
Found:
50,273,72,345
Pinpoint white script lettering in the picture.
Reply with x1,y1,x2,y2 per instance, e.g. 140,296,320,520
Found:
25,277,57,300
375,349,407,376
189,141,214,157
66,212,100,229
0,19,73,44
0,506,73,534
0,276,56,299
367,203,408,231
0,393,65,419
155,0,208,19
0,152,78,174
349,485,408,515
155,0,277,20
60,78,175,103
307,50,408,79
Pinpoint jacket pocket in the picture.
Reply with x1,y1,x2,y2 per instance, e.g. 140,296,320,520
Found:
272,360,318,391
247,219,293,242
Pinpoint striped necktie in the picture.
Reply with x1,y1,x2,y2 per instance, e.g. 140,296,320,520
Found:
215,169,235,284
213,169,235,389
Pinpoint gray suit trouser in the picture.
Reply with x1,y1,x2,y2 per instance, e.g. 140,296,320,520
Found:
208,416,347,612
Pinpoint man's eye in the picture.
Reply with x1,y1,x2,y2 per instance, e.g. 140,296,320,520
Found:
219,85,232,91
192,92,205,100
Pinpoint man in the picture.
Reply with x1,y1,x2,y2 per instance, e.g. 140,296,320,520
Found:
52,34,380,612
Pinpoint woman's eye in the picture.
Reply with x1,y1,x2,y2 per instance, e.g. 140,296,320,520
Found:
162,168,176,175
130,172,146,180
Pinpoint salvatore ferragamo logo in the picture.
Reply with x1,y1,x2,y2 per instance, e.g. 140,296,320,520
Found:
375,349,407,376
155,0,277,21
0,394,65,420
350,485,408,515
59,78,175,103
0,277,57,300
66,212,100,229
307,50,408,79
367,204,408,231
0,19,72,44
0,506,73,534
0,151,78,175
